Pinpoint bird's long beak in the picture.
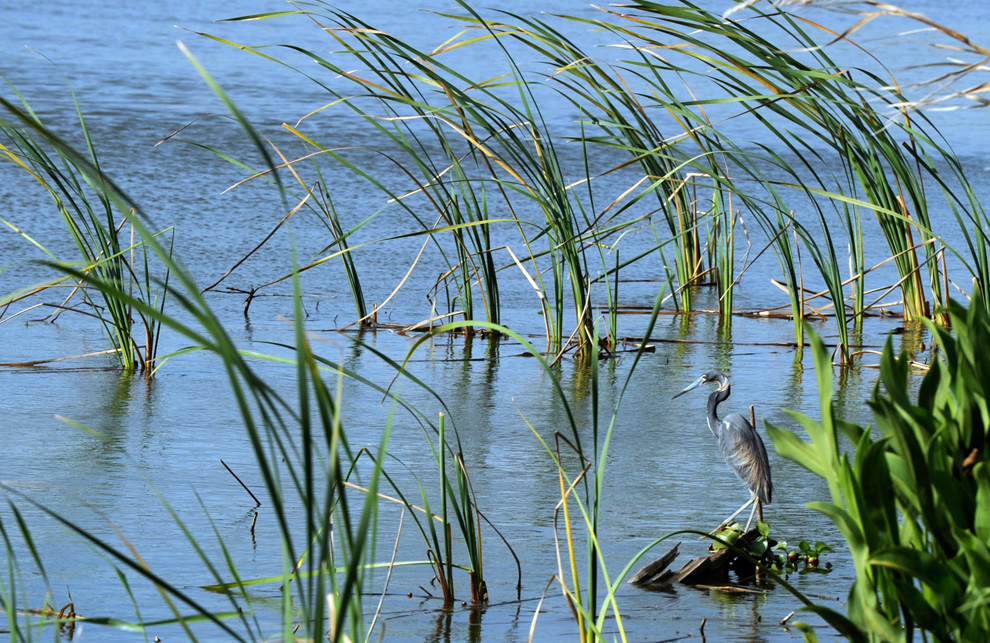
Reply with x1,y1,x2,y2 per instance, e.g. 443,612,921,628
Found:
672,375,706,399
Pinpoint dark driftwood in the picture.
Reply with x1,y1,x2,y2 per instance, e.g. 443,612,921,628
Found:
628,542,681,587
629,529,767,590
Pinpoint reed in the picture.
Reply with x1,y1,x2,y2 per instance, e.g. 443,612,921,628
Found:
307,166,369,323
396,284,667,641
377,409,491,607
184,47,499,627
199,3,662,353
203,5,510,332
0,86,171,375
181,0,990,360
7,3,990,638
545,284,667,642
441,418,488,604
711,187,736,320
191,43,505,616
0,50,459,641
659,2,976,339
482,6,708,314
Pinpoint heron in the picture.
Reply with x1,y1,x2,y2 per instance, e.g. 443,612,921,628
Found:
672,369,773,533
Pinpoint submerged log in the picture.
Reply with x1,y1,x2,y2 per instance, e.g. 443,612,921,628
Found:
628,542,681,588
673,545,738,585
629,529,769,590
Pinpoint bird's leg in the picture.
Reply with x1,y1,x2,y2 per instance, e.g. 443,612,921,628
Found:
709,493,757,535
744,499,760,532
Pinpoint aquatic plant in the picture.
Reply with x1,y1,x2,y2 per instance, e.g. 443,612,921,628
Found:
194,2,712,356
767,297,990,641
767,535,834,574
406,410,493,606
7,1,990,640
290,161,370,323
509,296,668,640
0,45,516,639
0,85,172,375
468,1,988,358
183,42,507,623
196,5,525,335
167,0,990,367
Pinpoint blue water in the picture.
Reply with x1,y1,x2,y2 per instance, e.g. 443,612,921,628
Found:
1,1,983,641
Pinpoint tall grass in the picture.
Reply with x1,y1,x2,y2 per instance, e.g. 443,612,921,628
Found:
467,1,987,356
6,1,990,639
186,43,504,612
711,186,736,320
174,1,990,364
0,103,362,642
0,85,171,374
196,3,699,354
432,412,488,603
202,6,512,332
0,51,502,640
304,167,369,323
393,285,668,641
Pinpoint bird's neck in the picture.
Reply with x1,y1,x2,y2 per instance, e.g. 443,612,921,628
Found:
707,384,729,437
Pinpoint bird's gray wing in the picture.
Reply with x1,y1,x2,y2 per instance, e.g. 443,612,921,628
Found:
719,413,773,505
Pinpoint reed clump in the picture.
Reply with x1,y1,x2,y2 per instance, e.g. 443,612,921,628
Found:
170,0,989,367
0,88,172,375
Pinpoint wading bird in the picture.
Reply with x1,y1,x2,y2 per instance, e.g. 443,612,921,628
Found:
672,370,772,532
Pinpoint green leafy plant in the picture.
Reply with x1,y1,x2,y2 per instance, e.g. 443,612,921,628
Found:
769,538,834,574
1,52,458,642
708,520,833,577
768,295,990,641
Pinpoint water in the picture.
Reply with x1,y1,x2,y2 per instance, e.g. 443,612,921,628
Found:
0,1,982,641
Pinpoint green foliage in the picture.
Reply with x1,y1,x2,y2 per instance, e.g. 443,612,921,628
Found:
769,538,834,574
8,1,990,640
180,0,990,360
767,297,990,641
0,86,172,375
709,520,834,575
2,63,409,642
396,293,669,642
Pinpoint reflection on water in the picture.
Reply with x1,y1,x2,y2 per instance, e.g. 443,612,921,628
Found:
421,605,485,643
3,312,879,641
707,587,769,643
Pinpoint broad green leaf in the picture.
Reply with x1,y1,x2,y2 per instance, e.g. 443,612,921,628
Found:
870,548,955,598
766,420,828,479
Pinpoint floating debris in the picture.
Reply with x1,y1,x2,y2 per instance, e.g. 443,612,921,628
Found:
629,528,772,590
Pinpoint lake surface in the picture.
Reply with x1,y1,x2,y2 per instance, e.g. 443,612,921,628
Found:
1,1,985,641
